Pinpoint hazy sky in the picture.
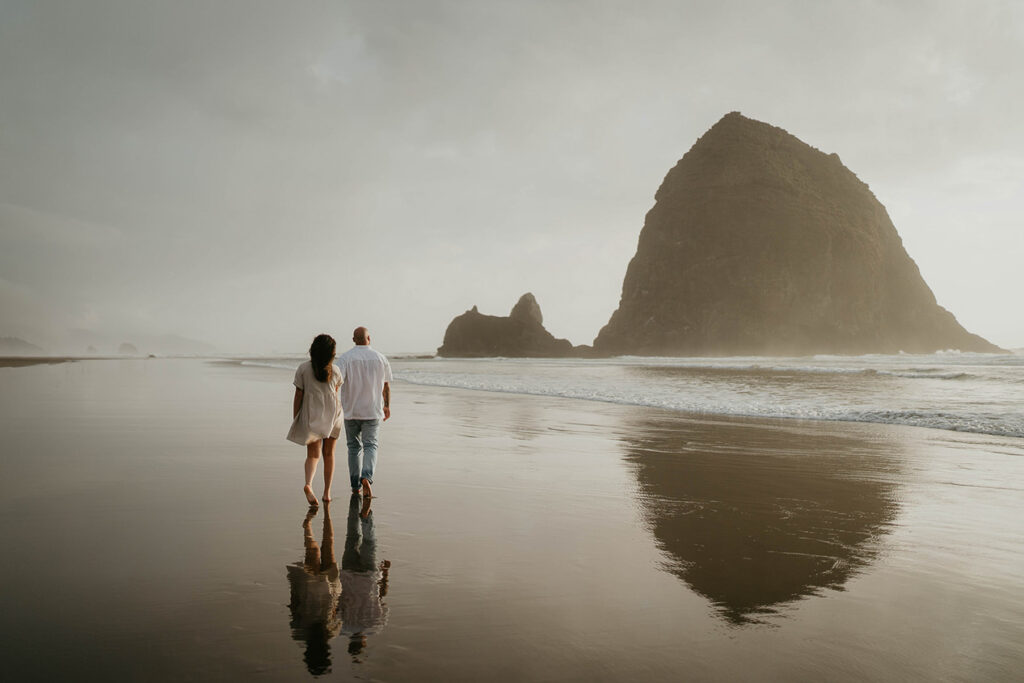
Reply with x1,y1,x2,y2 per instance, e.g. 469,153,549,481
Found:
2,0,1022,353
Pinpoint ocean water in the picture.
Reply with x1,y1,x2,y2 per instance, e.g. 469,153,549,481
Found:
244,351,1024,439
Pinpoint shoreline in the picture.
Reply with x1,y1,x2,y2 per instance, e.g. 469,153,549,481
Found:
8,356,1024,440
396,375,1024,441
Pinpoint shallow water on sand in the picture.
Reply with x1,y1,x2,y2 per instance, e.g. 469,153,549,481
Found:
392,353,1024,438
1,359,1023,680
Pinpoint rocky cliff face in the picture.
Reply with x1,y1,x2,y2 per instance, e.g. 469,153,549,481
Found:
437,293,574,357
594,112,1002,356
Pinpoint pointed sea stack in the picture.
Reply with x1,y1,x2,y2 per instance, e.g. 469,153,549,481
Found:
437,293,574,357
594,112,1002,356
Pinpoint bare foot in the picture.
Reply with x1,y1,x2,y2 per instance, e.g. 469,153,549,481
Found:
322,490,332,504
361,478,372,498
303,485,319,507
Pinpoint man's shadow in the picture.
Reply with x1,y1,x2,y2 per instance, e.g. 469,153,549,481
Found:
340,493,391,662
286,495,391,675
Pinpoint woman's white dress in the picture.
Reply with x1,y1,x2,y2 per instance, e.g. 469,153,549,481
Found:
287,361,343,445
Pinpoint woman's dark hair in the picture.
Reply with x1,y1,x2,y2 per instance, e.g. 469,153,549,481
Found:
309,334,336,383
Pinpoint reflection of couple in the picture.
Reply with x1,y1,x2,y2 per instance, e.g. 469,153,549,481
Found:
287,495,390,675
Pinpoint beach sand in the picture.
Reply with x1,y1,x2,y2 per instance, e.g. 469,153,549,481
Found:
1,358,1022,680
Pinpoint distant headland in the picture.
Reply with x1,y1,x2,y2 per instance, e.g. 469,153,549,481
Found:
438,112,1003,358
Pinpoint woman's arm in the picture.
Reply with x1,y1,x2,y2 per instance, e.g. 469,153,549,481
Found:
293,388,303,418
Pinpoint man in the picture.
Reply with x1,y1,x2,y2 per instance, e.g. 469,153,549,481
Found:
337,327,392,497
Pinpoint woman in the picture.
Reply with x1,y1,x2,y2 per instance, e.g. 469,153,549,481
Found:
287,334,344,505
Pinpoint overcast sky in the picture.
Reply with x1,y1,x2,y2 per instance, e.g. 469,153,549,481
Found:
2,0,1022,353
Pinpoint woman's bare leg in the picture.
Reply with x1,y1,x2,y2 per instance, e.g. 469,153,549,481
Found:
322,437,337,503
304,440,321,506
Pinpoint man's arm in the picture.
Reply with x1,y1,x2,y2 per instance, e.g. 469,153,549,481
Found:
382,382,390,421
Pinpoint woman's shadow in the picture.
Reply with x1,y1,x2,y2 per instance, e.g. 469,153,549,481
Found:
286,495,390,675
286,504,341,676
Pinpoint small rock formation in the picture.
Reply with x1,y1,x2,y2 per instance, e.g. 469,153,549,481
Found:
118,342,139,355
437,293,574,357
594,112,1003,355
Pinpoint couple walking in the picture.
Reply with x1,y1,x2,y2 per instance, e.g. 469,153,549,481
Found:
287,326,392,506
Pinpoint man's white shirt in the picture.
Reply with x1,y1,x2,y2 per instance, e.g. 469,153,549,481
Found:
337,345,393,420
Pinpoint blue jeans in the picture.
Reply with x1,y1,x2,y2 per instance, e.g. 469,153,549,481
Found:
345,419,380,491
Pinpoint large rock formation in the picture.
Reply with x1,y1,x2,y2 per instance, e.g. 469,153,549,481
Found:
594,112,1002,356
437,293,574,357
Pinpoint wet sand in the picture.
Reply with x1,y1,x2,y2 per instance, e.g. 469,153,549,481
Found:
1,358,1023,680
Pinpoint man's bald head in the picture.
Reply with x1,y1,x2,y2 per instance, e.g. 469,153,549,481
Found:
353,327,370,345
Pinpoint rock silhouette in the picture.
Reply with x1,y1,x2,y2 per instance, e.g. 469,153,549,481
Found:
437,293,574,357
594,112,1002,356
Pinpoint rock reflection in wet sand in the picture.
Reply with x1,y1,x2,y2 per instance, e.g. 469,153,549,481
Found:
623,416,901,624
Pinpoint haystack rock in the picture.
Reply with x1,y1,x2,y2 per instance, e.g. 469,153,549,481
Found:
437,293,574,357
594,112,1003,356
